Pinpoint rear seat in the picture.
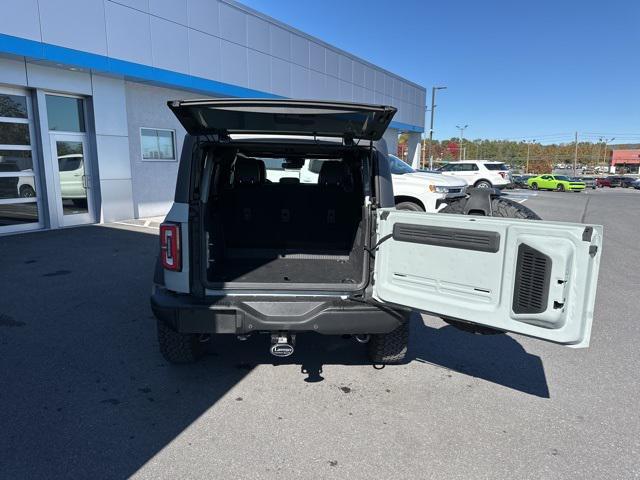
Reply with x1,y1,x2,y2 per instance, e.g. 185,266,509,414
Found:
308,161,362,250
223,157,362,252
224,156,272,248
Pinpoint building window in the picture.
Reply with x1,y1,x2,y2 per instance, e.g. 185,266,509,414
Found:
45,95,86,132
141,128,176,161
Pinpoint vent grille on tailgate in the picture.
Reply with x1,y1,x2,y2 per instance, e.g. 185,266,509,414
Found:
392,223,500,252
512,244,551,314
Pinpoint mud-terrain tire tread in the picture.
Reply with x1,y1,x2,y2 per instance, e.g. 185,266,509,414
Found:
368,321,409,364
440,196,541,220
157,319,205,364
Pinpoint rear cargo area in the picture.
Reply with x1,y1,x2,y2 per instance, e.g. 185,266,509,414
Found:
203,145,368,287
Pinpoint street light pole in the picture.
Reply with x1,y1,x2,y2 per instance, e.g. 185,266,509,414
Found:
456,124,468,161
573,131,578,177
599,137,615,171
427,86,447,170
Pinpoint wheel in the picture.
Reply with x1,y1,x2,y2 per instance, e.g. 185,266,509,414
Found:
531,182,539,190
440,196,542,220
395,201,424,212
557,183,565,192
439,196,541,335
19,185,35,198
474,180,492,189
368,320,409,364
157,319,206,364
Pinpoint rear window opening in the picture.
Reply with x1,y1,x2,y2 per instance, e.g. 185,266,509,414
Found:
198,142,371,290
484,163,508,170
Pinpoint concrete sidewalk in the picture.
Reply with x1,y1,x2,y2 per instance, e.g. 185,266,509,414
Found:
113,215,166,230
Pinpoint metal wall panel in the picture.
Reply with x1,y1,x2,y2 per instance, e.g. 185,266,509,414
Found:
219,2,247,46
187,0,219,36
150,17,189,74
290,35,309,68
188,30,222,80
0,0,41,41
104,1,152,65
0,0,425,130
150,0,187,25
39,0,107,56
247,49,271,92
247,14,269,54
220,40,248,87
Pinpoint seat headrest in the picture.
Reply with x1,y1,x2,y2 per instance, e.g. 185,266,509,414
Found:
232,157,263,185
318,161,349,188
279,177,300,184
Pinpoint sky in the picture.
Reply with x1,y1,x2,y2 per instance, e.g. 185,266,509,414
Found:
240,0,640,144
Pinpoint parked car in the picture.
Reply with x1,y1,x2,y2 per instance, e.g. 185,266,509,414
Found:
527,174,586,192
438,160,511,189
512,175,534,188
17,154,87,203
151,98,602,365
612,176,637,188
633,178,640,190
596,176,621,188
576,177,596,189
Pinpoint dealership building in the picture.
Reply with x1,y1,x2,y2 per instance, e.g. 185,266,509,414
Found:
0,0,426,235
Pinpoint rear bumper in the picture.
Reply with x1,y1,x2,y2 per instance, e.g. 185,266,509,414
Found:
151,288,409,335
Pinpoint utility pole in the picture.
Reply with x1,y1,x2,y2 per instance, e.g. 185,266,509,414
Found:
573,131,578,177
524,139,536,174
456,124,468,161
427,86,447,170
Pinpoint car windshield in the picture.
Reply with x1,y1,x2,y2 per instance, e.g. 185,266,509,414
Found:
388,154,415,175
484,163,508,171
555,175,571,181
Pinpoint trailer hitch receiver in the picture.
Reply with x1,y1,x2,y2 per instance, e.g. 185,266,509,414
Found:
270,333,295,357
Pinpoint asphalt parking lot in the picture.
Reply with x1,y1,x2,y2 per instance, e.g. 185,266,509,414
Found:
1,188,639,479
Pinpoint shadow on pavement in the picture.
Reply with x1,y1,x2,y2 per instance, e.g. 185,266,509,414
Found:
0,225,548,478
409,318,550,398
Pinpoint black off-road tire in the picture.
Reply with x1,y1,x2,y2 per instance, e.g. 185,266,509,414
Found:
440,196,541,220
368,320,410,364
157,319,206,364
395,201,424,211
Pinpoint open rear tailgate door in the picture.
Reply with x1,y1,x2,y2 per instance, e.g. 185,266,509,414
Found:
168,99,396,141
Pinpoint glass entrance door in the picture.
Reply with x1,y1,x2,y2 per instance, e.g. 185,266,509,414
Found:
0,86,42,234
49,133,95,227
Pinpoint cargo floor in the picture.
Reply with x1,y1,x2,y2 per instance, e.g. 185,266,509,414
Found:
208,253,362,285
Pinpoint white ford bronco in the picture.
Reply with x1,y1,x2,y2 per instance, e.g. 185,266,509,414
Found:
151,99,602,364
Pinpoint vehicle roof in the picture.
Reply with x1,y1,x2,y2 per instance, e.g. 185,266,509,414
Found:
449,160,507,164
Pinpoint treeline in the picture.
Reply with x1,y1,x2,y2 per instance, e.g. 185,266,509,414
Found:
399,135,638,169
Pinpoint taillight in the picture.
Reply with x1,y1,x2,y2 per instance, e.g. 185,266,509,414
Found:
499,172,506,178
160,223,181,271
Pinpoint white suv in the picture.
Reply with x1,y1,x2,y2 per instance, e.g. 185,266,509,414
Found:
438,160,511,189
264,154,467,212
